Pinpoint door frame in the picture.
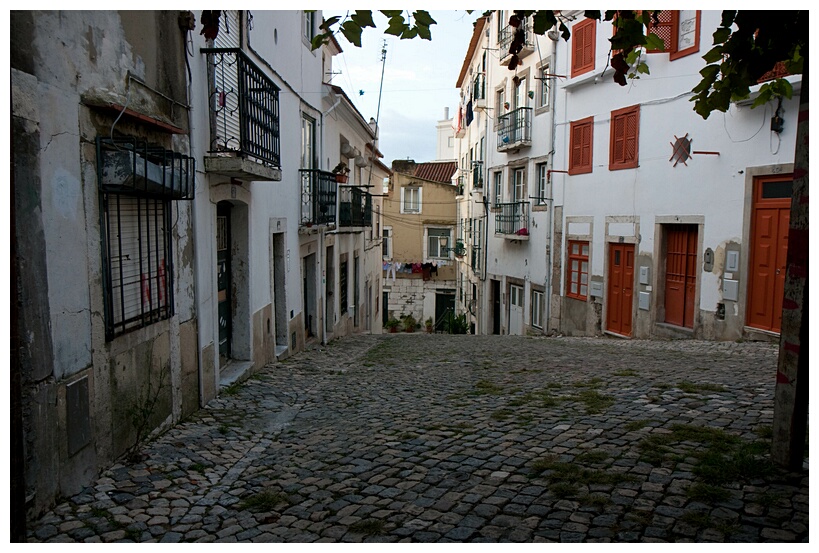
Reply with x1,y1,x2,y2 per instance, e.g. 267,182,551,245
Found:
738,164,794,337
746,173,793,333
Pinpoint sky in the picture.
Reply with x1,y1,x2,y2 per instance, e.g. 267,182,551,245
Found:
323,10,482,165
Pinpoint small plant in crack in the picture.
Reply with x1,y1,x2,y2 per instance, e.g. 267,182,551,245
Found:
238,490,290,512
349,518,386,536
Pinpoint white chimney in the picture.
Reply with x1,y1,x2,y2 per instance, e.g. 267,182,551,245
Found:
444,107,450,120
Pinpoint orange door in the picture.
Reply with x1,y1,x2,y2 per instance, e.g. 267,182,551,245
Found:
607,243,634,336
665,225,698,328
747,176,792,333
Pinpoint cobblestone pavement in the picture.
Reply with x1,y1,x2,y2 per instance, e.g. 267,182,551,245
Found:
27,335,809,543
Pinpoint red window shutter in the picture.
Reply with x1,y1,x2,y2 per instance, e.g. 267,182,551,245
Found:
581,123,592,168
610,106,639,170
569,117,593,175
646,10,673,53
571,19,596,77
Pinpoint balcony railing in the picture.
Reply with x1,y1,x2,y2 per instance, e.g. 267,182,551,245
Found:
494,201,530,237
299,169,337,226
499,20,534,65
470,246,482,272
339,186,373,228
496,107,532,151
472,162,484,189
203,48,281,168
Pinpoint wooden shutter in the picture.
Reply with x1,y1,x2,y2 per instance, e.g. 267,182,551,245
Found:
571,19,596,77
609,105,639,170
569,117,593,175
646,10,673,53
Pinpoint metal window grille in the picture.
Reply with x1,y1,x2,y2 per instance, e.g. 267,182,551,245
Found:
101,194,173,339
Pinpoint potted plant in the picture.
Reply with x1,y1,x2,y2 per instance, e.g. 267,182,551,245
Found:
385,318,400,333
425,317,434,333
332,161,350,183
403,314,417,333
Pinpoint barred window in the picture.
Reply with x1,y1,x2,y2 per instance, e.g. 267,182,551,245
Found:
102,194,172,339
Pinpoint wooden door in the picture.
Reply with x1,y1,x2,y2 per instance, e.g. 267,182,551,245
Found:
747,176,792,333
509,284,524,335
607,243,634,336
665,225,698,328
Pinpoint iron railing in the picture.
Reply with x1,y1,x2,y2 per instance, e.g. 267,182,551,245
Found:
496,107,532,151
203,48,281,168
499,20,533,57
97,136,195,200
472,162,484,189
338,186,373,227
494,201,530,236
299,169,337,226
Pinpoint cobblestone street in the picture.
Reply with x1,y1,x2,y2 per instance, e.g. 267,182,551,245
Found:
27,334,808,543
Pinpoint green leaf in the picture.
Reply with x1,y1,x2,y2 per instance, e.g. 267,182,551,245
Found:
645,33,664,51
413,10,436,27
699,65,720,80
380,10,403,18
350,11,375,29
310,33,329,51
320,16,340,32
532,11,557,35
584,11,601,21
751,87,774,108
625,49,640,65
417,24,432,41
340,21,362,47
712,27,731,44
400,27,418,40
636,62,650,75
702,47,723,64
385,16,407,36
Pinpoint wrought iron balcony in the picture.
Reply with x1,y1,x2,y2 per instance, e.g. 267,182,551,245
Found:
202,48,281,180
494,201,530,238
496,107,532,151
473,72,487,111
499,19,534,66
338,185,373,228
299,169,337,226
472,162,484,189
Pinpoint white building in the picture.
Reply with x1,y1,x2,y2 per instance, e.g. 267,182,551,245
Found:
550,10,799,340
454,12,557,336
453,10,799,341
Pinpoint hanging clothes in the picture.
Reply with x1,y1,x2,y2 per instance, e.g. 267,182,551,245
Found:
465,100,474,126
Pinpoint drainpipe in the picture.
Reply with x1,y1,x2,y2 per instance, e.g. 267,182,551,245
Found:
545,35,559,334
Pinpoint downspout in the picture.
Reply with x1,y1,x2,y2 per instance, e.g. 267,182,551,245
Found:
545,36,558,334
319,87,340,346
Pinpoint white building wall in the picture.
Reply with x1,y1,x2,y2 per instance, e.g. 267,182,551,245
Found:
551,10,799,339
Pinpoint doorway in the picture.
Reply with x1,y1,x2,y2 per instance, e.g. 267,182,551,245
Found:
606,243,634,336
664,224,698,328
272,232,288,352
508,284,524,335
325,245,334,335
747,175,792,333
217,203,232,365
435,291,456,329
303,253,317,339
491,279,501,334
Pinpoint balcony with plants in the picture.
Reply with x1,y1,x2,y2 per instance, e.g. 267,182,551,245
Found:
202,48,281,181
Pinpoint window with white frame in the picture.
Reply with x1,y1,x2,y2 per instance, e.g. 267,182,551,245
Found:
536,163,548,205
513,167,526,201
494,171,503,205
303,11,315,42
400,186,421,213
301,114,316,169
382,227,393,259
427,227,452,259
532,289,543,328
538,65,550,109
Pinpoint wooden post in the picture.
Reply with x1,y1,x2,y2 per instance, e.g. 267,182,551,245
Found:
771,56,809,470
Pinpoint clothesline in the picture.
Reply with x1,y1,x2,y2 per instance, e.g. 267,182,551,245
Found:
382,261,450,282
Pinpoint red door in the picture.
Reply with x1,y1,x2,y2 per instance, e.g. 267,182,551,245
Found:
607,243,634,336
747,176,792,333
665,225,698,328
